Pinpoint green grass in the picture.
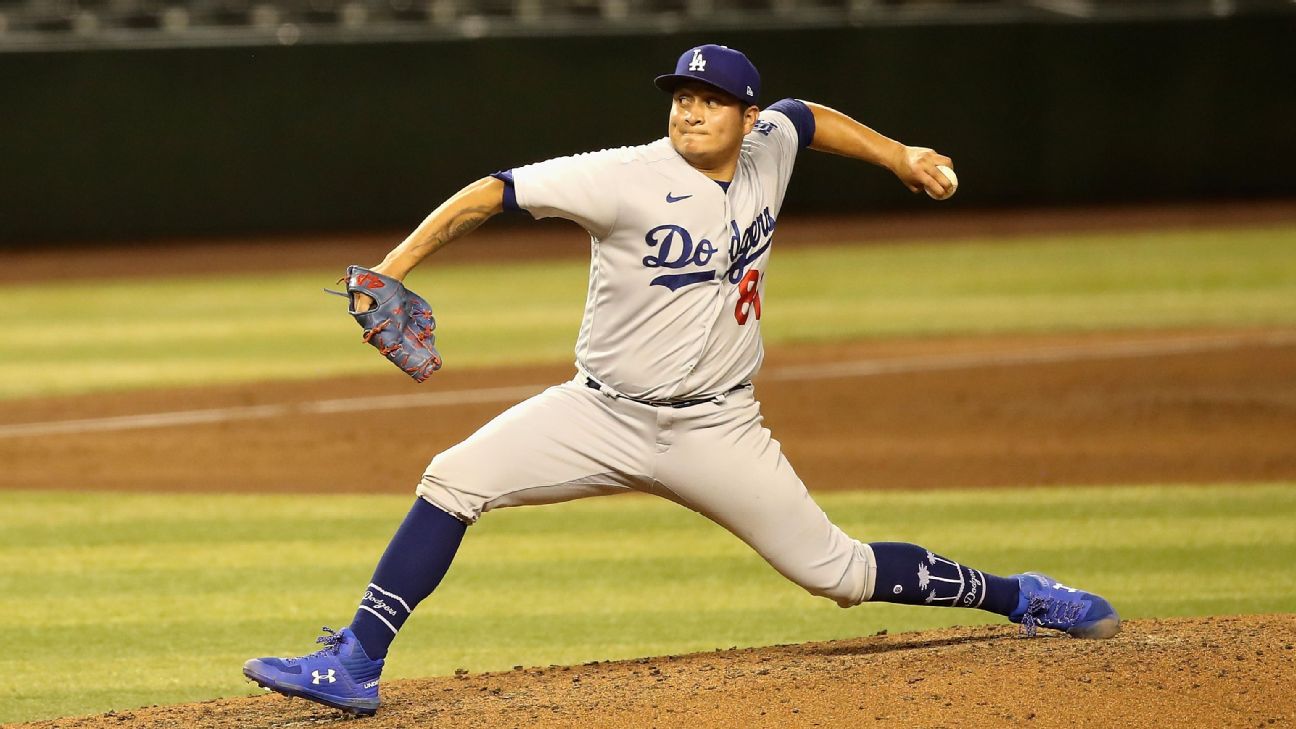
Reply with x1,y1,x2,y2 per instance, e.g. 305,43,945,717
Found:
2,225,1294,399
2,483,1294,723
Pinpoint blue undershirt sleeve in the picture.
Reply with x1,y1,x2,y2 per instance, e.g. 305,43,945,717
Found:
490,169,520,213
766,98,816,149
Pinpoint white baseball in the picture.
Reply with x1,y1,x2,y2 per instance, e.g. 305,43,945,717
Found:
927,165,958,200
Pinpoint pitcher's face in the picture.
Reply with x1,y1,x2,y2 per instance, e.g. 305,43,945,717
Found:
667,81,758,172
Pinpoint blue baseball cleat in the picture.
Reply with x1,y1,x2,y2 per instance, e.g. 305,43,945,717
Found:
1009,573,1121,639
243,626,384,716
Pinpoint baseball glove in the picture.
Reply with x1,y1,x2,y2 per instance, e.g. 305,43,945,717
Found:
333,265,442,382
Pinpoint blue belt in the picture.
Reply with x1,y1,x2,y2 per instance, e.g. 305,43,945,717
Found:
584,378,748,408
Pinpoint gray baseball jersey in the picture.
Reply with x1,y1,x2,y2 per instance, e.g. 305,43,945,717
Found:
509,105,798,401
418,100,879,608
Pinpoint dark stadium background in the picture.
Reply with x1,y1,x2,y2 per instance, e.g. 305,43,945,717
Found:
1,0,1293,243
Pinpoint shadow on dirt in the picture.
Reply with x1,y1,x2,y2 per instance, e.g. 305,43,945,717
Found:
801,630,1009,657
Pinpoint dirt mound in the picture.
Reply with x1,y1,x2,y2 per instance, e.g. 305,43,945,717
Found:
17,615,1294,729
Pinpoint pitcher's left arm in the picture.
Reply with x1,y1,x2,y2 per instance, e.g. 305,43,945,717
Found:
803,101,955,199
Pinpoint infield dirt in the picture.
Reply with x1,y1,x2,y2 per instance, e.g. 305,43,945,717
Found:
3,328,1294,493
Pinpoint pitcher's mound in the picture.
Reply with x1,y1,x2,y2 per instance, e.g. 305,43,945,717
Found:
24,615,1296,728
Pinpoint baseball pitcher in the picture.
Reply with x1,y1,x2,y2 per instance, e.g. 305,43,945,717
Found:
244,44,1119,716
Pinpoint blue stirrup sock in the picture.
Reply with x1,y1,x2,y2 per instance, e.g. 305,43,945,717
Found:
349,497,467,660
868,542,1019,616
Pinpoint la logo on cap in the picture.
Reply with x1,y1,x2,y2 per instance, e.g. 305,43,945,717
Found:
688,48,706,72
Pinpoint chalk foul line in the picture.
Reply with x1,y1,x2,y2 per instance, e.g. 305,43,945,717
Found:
2,332,1293,439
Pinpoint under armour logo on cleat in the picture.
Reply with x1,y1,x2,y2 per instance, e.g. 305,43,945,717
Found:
312,669,337,684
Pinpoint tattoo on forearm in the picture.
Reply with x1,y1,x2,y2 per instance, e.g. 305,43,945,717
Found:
446,206,492,241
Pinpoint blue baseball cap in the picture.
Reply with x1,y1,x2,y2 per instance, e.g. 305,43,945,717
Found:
654,44,761,106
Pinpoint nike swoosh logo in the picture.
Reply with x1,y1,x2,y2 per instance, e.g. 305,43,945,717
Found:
666,193,693,203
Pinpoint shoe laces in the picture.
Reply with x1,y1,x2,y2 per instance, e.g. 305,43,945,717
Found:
1019,595,1085,637
286,627,347,663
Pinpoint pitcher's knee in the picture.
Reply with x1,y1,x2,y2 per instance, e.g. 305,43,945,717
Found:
792,541,878,608
416,461,485,525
